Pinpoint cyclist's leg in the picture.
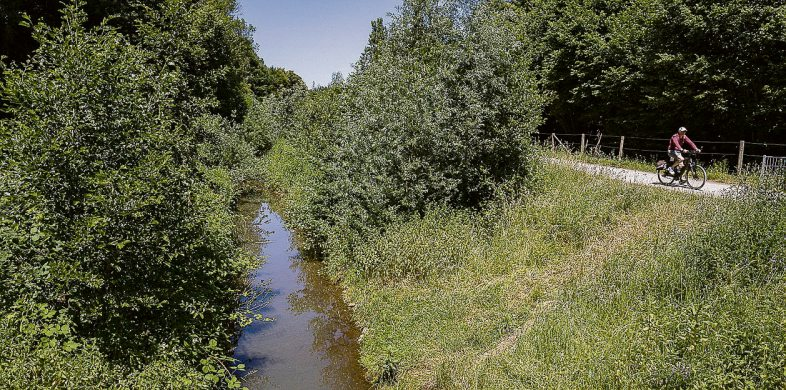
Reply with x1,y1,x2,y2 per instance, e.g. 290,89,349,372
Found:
668,150,683,171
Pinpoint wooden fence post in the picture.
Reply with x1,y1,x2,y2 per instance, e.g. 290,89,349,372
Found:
618,136,625,160
580,133,586,154
551,133,555,151
737,140,745,174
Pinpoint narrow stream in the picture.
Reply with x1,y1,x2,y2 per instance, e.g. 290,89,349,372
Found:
234,198,370,389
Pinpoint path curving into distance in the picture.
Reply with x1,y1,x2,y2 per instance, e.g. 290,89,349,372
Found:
547,158,736,197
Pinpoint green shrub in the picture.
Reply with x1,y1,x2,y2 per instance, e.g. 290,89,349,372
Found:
258,1,547,270
327,0,543,220
0,301,234,389
0,4,254,386
241,97,280,154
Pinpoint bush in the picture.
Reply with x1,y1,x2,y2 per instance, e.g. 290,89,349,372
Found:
261,1,547,268
331,0,543,217
0,301,220,389
0,4,254,385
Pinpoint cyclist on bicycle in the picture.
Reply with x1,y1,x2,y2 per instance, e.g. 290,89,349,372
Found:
667,126,699,176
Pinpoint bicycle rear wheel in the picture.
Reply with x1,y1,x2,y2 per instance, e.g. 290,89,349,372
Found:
657,169,675,185
686,166,707,190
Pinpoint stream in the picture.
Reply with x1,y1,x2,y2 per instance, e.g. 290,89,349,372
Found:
233,197,370,389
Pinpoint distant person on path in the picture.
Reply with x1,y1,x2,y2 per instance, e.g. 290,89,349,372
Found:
667,126,699,176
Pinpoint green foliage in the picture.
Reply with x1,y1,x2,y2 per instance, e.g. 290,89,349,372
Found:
335,0,542,212
0,3,257,387
242,87,309,155
514,0,786,142
133,0,258,119
0,301,225,389
639,289,786,388
0,0,299,120
251,66,306,96
0,0,65,64
355,17,388,73
194,112,267,195
259,1,547,268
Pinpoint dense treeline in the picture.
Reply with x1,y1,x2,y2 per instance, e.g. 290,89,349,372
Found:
0,1,290,387
0,0,304,116
515,0,786,143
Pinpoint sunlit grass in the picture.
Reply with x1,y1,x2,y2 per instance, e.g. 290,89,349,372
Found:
340,163,687,386
261,141,785,387
337,162,785,388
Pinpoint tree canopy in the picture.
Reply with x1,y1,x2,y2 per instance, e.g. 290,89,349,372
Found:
514,0,786,143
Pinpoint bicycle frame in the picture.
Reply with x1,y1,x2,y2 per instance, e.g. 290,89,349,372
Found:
657,150,707,189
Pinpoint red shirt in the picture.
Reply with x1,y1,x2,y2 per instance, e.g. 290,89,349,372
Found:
668,133,697,151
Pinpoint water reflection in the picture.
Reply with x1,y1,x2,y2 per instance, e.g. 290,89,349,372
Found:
234,200,369,390
288,257,367,388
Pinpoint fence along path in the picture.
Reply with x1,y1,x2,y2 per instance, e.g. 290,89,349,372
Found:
535,132,786,174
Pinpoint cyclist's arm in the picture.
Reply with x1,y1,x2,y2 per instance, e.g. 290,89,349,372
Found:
685,136,698,151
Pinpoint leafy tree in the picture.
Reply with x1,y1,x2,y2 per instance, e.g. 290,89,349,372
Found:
132,0,257,120
262,0,546,258
0,2,252,370
1,0,63,64
1,0,301,121
355,17,388,73
514,0,786,143
251,66,306,97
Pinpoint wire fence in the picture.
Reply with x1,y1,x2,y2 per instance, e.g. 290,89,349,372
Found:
533,132,786,174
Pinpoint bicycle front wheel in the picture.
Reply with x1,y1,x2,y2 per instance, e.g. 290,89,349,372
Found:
657,169,675,185
686,166,707,190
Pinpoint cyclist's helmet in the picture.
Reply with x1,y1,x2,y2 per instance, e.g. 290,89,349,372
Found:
678,126,687,133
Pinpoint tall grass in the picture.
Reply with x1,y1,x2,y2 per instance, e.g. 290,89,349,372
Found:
332,162,785,388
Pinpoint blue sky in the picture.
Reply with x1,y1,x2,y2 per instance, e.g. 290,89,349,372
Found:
237,1,401,88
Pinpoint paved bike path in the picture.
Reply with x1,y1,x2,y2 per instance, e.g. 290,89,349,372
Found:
548,158,735,196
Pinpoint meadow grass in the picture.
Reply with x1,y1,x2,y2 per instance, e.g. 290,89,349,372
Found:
260,143,785,388
336,163,785,388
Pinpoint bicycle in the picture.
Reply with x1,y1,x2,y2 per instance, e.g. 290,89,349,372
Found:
655,150,707,190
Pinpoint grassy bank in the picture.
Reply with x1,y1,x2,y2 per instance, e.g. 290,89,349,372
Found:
262,145,785,387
